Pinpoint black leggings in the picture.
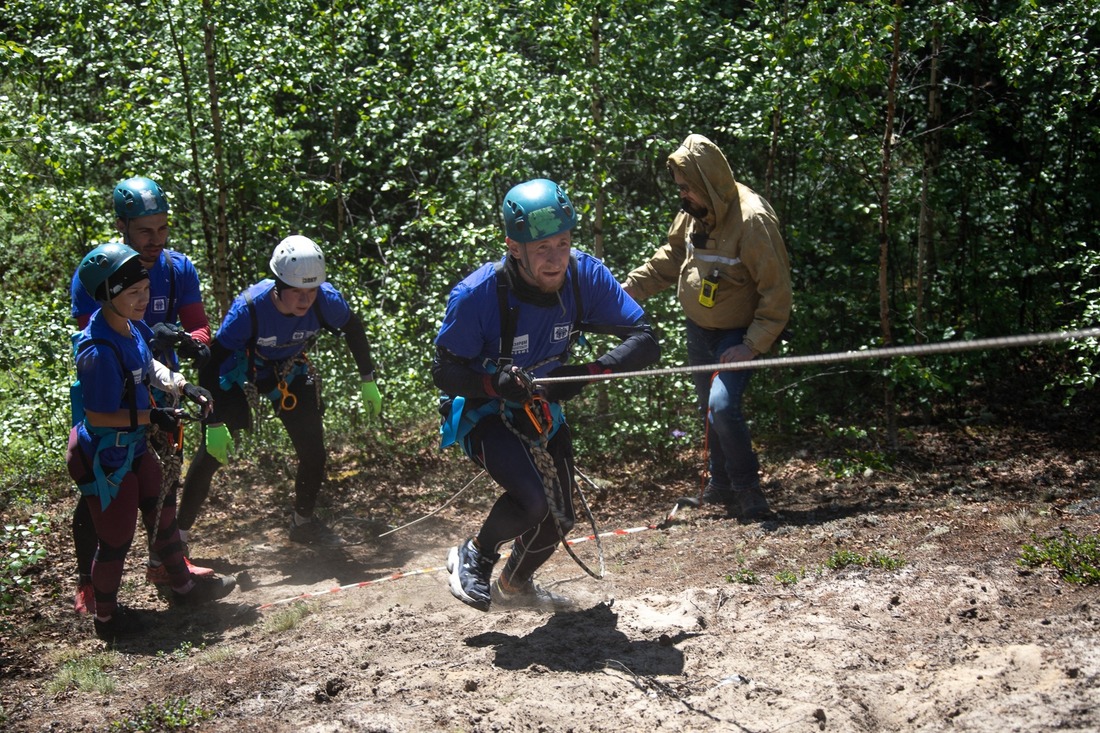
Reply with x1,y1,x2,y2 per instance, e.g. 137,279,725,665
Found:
178,377,326,532
469,416,575,584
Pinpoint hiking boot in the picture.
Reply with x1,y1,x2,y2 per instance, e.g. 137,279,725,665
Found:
93,606,144,642
169,575,236,606
146,557,215,586
491,577,574,611
289,517,345,547
446,538,498,612
74,577,95,616
701,481,736,506
734,485,775,523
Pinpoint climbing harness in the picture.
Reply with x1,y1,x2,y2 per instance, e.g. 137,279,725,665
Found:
230,290,334,423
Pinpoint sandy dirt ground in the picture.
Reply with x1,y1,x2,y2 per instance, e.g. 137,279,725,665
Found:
2,420,1098,732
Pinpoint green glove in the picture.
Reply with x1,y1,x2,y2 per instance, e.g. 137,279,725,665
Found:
361,380,382,417
205,423,232,464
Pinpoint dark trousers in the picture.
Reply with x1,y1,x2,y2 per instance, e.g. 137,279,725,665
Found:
469,415,576,584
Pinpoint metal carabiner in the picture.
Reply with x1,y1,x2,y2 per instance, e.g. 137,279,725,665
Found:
276,380,297,411
523,394,553,436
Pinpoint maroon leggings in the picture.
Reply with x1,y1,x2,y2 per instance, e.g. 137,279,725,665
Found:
66,427,191,618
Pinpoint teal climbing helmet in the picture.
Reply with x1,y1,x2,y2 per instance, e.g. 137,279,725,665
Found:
501,178,576,243
78,242,145,302
113,176,169,220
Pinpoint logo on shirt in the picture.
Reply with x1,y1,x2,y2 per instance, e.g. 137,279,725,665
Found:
256,336,278,347
552,323,571,343
512,334,530,355
149,296,168,314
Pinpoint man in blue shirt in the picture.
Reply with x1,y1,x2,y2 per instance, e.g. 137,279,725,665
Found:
433,178,660,612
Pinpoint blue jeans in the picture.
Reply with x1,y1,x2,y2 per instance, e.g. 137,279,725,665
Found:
685,320,760,491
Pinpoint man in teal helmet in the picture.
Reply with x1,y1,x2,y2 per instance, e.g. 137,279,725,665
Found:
69,177,216,616
434,178,660,612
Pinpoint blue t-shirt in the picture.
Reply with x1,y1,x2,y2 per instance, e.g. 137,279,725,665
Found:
74,312,155,465
215,280,352,382
435,251,644,379
70,248,204,326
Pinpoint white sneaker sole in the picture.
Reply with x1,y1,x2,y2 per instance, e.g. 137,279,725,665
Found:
446,545,490,612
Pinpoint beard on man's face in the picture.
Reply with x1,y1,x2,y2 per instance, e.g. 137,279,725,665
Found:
681,198,708,220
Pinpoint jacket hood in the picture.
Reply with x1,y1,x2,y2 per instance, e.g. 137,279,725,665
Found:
667,134,738,231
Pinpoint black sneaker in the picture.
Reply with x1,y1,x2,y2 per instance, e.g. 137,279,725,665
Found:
93,606,144,642
701,482,736,506
735,485,775,523
169,575,236,606
491,577,574,611
289,517,345,547
446,539,497,612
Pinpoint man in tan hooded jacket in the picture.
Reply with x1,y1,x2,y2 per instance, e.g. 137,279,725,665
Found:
623,134,791,520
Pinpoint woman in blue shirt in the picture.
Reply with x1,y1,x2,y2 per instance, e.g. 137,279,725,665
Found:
67,243,234,642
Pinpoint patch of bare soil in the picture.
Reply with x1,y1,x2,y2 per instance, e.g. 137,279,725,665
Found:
2,418,1099,732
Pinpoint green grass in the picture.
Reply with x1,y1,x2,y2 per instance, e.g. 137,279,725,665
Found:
46,651,123,695
262,600,319,633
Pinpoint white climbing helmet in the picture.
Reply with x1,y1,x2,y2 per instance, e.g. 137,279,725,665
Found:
270,235,326,288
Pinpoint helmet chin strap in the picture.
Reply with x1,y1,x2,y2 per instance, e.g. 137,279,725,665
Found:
517,245,537,283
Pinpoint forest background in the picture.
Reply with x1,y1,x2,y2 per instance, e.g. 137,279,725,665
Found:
0,0,1097,600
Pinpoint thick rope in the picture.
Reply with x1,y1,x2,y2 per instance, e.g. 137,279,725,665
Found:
535,327,1100,384
498,405,604,579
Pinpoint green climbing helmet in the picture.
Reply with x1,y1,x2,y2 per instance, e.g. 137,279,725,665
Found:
113,176,169,220
501,178,576,243
78,242,144,302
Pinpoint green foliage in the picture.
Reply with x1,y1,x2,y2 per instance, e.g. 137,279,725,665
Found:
0,513,50,613
868,551,906,571
816,420,894,479
775,569,802,586
725,568,761,585
1019,530,1100,585
1,0,1098,511
263,600,318,634
825,549,867,570
825,548,905,571
0,292,74,508
109,698,214,732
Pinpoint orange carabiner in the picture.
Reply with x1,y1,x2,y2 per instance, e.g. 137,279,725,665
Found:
276,380,298,411
523,395,553,436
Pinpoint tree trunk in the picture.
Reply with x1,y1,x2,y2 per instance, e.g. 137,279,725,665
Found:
165,3,214,312
879,2,902,448
202,0,230,317
917,30,942,344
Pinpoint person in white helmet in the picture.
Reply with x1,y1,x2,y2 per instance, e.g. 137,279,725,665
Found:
178,236,383,547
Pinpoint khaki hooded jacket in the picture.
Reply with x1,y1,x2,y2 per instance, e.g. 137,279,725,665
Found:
623,134,792,355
